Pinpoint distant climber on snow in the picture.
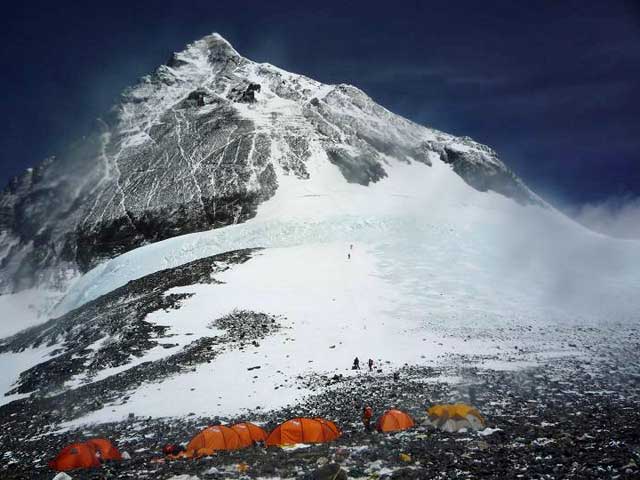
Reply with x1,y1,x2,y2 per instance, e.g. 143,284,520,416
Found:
368,358,374,371
352,357,360,370
362,405,373,432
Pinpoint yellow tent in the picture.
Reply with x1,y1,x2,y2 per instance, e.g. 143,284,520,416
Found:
427,404,485,432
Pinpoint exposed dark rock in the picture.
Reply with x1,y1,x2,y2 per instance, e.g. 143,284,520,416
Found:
1,347,638,479
438,143,542,206
0,248,267,396
186,89,209,106
327,149,387,186
229,82,261,103
306,463,348,480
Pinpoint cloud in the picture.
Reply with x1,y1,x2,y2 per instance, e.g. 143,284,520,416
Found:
570,195,640,239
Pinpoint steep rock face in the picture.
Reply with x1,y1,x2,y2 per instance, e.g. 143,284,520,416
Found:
0,34,541,293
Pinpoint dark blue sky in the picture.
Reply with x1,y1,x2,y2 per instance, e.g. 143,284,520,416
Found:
1,0,639,209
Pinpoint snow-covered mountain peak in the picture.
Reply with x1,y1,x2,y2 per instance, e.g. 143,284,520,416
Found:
1,33,542,303
196,32,242,57
166,32,243,71
1,36,639,468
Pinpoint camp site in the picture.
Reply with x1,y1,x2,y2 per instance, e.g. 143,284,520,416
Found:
1,2,639,479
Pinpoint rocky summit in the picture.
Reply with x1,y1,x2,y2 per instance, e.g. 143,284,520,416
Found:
0,33,538,295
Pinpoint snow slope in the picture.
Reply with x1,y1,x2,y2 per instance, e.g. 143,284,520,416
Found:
62,242,508,425
45,147,639,426
55,148,639,323
0,33,537,303
0,288,59,338
1,34,638,428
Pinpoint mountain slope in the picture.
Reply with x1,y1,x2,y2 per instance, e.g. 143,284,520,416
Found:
0,33,540,297
1,33,639,480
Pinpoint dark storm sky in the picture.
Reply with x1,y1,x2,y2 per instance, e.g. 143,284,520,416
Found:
1,0,639,210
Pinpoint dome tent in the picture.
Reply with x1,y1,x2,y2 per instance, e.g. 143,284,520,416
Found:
185,425,243,457
265,417,341,446
85,438,122,461
314,417,341,437
230,422,268,447
49,443,99,471
49,438,121,471
377,409,415,432
427,403,485,432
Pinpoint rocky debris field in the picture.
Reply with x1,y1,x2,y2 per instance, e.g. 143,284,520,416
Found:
2,328,639,480
1,252,638,480
0,249,269,398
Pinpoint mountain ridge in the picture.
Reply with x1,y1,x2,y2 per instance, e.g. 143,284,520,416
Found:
0,33,541,296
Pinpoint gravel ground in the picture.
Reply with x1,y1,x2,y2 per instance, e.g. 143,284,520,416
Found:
1,251,638,479
2,328,639,480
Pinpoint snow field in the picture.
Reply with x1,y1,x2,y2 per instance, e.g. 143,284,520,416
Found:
61,241,509,425
3,138,639,425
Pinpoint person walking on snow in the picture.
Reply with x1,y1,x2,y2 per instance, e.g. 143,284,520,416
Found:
353,357,360,370
362,405,373,432
368,358,374,371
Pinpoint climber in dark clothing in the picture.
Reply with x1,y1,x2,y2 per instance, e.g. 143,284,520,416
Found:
368,358,374,371
353,357,360,370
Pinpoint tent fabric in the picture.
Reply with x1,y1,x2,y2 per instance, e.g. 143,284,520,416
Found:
48,443,101,471
185,425,243,457
314,418,341,437
265,418,341,446
427,403,485,432
230,422,268,447
85,438,122,461
377,409,415,432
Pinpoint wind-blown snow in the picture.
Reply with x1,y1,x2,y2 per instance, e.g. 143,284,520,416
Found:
54,153,640,324
51,154,640,425
59,242,537,425
0,289,59,338
2,34,639,430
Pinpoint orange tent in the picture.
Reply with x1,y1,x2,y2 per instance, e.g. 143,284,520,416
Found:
48,443,100,471
377,409,415,432
314,418,341,437
230,422,268,447
265,417,341,446
185,425,243,457
85,438,122,461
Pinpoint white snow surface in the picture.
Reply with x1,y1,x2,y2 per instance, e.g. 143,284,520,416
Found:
0,288,58,338
1,35,638,423
55,152,639,324
66,241,506,425
51,152,640,426
0,344,59,406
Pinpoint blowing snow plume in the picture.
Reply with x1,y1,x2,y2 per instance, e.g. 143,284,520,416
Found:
570,195,640,240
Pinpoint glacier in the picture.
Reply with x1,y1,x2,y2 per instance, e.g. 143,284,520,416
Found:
0,33,538,300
